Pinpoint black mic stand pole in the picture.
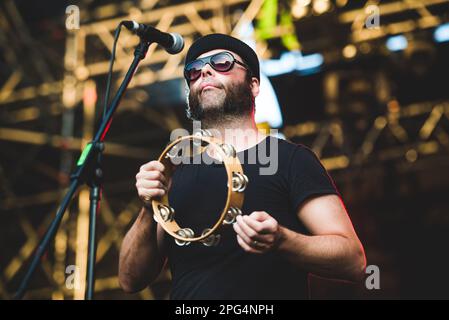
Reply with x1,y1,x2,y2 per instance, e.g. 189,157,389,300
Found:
14,38,151,300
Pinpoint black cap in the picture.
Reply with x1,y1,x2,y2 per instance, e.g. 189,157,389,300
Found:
185,33,260,82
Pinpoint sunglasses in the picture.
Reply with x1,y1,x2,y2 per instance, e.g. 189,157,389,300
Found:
184,51,250,82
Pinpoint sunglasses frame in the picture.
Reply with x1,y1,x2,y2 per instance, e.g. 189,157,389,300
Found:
184,51,250,83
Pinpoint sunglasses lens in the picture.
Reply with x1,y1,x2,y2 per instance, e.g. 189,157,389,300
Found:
211,53,233,72
185,52,236,82
185,60,204,81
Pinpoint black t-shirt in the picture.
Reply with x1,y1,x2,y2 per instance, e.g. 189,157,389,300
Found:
166,136,339,299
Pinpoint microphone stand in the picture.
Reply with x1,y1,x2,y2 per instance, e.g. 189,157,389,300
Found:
14,38,151,300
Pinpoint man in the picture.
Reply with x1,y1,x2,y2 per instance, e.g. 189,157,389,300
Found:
118,34,366,299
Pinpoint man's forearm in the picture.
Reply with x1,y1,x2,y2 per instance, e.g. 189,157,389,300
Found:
276,226,366,282
118,207,165,292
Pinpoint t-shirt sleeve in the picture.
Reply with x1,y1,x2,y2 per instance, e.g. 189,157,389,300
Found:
287,145,340,212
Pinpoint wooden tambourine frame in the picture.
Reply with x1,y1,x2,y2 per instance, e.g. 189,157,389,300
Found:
151,130,248,246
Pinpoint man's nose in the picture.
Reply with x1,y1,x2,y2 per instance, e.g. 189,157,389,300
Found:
200,62,215,78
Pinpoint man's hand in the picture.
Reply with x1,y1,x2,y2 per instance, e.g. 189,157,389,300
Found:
233,211,282,254
135,160,169,204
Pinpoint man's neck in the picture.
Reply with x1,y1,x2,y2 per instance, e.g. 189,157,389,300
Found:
201,115,267,153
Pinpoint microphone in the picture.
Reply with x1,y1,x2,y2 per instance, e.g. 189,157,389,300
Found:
122,20,184,54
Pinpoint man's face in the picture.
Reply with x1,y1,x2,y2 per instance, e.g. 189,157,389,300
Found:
186,49,259,122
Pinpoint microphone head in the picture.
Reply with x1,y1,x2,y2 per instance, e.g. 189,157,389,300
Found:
122,20,138,31
166,33,185,54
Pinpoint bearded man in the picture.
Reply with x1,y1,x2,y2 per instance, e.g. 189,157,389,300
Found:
118,34,366,299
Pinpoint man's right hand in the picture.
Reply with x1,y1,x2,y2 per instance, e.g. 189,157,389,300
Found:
120,160,169,292
135,160,170,204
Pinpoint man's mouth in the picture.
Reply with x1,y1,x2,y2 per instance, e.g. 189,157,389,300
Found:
201,85,218,93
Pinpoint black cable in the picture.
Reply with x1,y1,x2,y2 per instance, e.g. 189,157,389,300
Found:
103,23,123,119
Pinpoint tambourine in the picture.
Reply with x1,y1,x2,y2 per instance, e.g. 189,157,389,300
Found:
149,129,248,247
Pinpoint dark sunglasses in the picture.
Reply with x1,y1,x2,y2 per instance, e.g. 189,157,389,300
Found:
184,51,250,82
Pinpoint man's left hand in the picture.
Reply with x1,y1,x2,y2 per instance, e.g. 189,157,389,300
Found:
233,211,282,254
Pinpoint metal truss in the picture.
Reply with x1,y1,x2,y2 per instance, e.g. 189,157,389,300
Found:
256,0,449,53
340,0,449,43
0,0,262,105
284,101,449,171
0,0,263,300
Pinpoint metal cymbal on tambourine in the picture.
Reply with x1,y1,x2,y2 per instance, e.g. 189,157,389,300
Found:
151,130,248,247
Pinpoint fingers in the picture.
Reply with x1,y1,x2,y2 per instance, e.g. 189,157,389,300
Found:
140,160,165,172
233,212,280,253
233,222,270,251
135,172,167,187
236,235,263,254
233,221,254,244
136,179,167,191
234,215,269,243
139,187,166,199
249,210,271,222
136,161,169,203
245,213,278,234
234,216,275,246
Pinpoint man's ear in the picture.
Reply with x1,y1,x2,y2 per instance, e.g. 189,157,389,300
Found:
250,77,260,98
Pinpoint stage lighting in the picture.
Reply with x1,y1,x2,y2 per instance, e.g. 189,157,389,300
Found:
261,51,323,76
342,44,357,59
434,23,449,43
313,0,331,15
292,0,311,19
386,35,408,51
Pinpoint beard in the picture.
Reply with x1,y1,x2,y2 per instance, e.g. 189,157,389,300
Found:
187,78,254,124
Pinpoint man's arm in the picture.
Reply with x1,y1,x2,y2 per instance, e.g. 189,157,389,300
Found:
118,206,166,293
233,194,366,282
278,194,366,281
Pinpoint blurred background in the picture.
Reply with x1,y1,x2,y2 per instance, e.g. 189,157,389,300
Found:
1,0,449,300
